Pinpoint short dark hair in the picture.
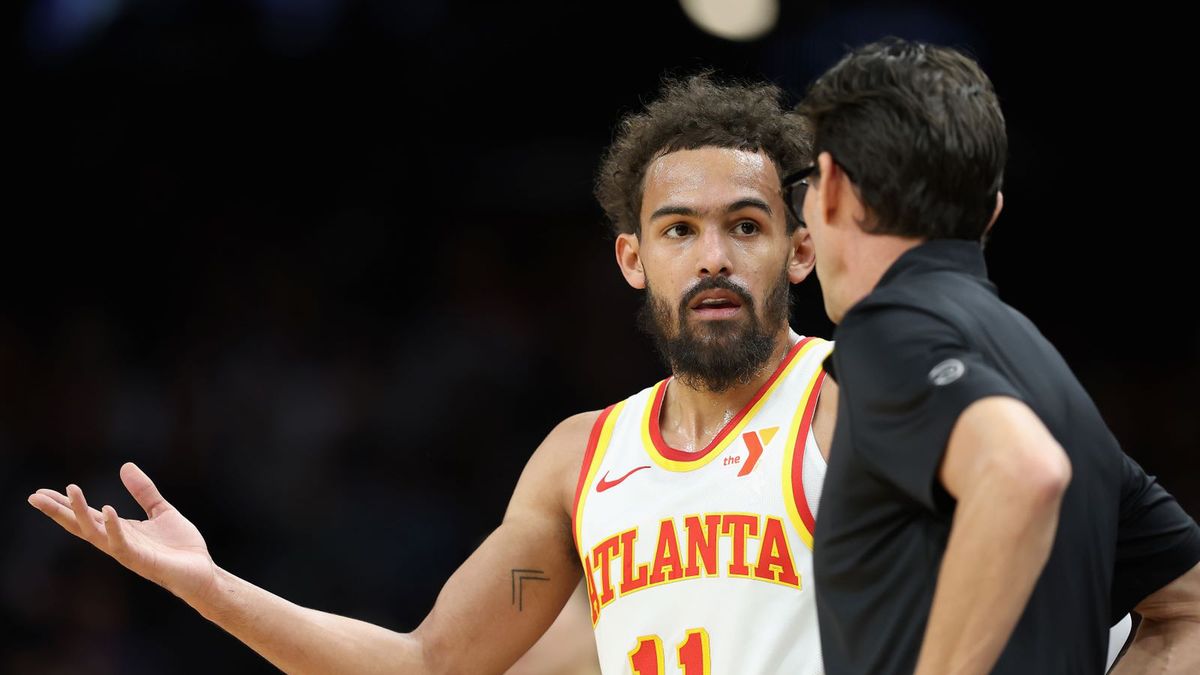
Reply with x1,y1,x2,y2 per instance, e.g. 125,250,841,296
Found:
595,73,813,236
796,38,1006,241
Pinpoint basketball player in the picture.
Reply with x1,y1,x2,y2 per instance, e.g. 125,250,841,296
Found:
28,74,834,674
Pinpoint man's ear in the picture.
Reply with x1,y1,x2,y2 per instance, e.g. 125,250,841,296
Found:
788,226,816,284
985,190,1004,235
815,150,865,229
615,232,645,289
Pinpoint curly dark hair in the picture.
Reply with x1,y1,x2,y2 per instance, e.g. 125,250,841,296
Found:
796,38,1006,241
595,73,813,236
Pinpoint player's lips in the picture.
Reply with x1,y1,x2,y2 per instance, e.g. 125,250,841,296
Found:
688,289,744,319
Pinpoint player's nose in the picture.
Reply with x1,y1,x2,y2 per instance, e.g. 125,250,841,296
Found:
695,226,733,278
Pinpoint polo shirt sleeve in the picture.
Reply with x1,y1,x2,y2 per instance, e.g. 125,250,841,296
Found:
834,304,1024,512
1110,453,1200,622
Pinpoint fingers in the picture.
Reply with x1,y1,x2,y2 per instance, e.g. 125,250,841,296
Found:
30,488,132,564
28,491,84,537
68,484,106,545
102,505,129,555
120,462,172,519
36,488,105,524
34,487,71,506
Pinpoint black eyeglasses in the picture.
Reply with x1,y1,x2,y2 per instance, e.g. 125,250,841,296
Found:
781,164,817,227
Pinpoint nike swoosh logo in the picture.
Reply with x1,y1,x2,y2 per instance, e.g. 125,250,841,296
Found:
596,465,652,492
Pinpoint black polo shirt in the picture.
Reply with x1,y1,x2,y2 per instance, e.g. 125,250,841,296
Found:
813,239,1200,674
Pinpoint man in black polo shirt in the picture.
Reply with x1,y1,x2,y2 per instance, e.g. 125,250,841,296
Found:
787,39,1200,674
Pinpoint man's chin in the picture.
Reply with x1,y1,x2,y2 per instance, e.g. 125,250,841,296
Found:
673,372,743,394
685,315,751,338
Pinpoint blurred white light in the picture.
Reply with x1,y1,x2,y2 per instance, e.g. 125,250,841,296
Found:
680,0,779,42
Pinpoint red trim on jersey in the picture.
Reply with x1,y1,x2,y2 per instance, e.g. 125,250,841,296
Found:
791,370,826,535
572,404,616,551
648,337,813,463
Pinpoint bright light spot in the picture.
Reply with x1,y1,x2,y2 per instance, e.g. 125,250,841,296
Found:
680,0,779,42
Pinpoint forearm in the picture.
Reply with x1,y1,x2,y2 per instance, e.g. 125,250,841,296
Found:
192,565,426,675
1110,616,1200,674
913,480,1064,675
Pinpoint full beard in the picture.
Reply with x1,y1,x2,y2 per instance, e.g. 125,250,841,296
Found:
638,268,792,393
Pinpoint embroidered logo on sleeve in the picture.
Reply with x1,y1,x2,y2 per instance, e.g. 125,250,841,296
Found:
929,358,966,386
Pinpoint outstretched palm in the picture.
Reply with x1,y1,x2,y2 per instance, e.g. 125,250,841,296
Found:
28,462,219,606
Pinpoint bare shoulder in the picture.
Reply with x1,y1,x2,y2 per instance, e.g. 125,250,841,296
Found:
820,375,839,397
545,410,605,507
543,410,605,456
511,410,606,520
813,377,838,462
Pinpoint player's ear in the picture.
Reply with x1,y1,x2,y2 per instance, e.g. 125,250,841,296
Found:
615,232,645,290
787,226,816,284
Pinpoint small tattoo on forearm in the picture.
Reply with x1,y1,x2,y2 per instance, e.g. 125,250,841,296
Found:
511,568,549,611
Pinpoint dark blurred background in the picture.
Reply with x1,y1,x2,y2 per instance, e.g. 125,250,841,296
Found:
5,0,1197,672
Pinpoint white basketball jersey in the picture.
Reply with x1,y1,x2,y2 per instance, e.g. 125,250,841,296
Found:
572,335,833,675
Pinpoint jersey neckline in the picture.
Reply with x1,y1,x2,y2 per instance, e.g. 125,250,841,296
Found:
642,336,817,472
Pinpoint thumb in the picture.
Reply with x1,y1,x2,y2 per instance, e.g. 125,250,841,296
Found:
120,462,173,519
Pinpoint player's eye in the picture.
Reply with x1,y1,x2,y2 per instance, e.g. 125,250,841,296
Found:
664,223,691,238
734,221,759,235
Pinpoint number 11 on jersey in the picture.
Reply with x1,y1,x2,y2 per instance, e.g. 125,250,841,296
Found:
629,628,711,675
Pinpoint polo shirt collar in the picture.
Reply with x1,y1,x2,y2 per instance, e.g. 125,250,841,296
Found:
824,239,991,383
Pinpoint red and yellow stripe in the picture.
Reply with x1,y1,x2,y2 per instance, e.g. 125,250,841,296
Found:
572,401,626,556
782,358,827,550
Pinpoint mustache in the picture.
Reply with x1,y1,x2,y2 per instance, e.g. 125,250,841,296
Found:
678,277,755,313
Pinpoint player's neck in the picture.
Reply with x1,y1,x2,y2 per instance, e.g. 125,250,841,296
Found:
659,331,797,453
